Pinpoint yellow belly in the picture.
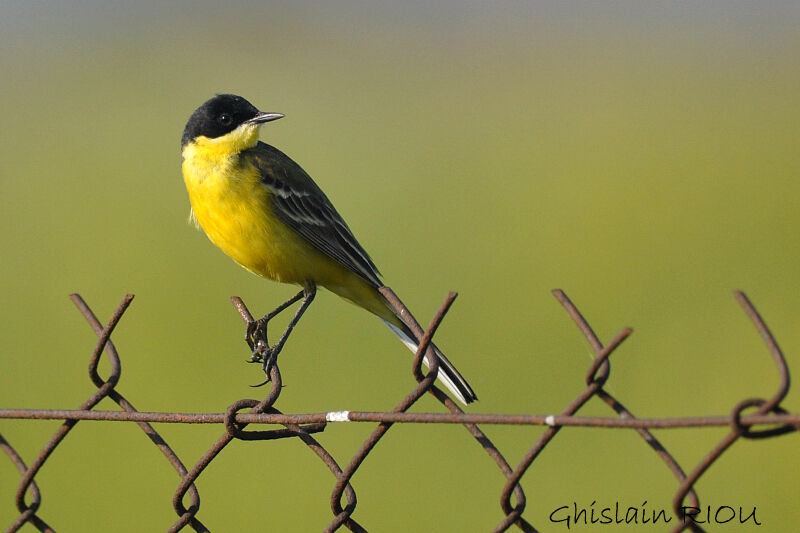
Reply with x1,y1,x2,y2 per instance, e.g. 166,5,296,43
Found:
185,157,322,281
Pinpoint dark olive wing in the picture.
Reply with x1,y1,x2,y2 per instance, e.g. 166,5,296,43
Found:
243,142,382,287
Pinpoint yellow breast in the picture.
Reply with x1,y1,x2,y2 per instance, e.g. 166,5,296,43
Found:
181,137,355,288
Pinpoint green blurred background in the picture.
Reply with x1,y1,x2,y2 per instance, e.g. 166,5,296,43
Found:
1,1,798,531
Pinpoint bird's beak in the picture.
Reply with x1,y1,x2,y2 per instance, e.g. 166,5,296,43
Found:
246,112,284,125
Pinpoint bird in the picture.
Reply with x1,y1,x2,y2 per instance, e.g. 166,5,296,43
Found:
180,94,477,405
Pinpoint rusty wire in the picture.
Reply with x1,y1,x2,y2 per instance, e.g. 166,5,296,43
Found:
1,289,797,532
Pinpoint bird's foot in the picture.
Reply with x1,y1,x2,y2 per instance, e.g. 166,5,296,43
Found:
248,347,279,387
245,316,270,362
261,347,279,379
244,317,283,386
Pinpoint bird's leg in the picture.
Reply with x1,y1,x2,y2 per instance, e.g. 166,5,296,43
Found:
247,282,317,381
261,282,316,376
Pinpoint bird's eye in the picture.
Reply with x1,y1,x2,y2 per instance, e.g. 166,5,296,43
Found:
218,113,232,125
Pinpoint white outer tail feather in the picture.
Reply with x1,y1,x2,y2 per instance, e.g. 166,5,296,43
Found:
382,319,470,405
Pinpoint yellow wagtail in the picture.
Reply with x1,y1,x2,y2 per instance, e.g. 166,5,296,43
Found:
181,94,476,404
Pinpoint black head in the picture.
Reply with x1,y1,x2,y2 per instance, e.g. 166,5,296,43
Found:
181,94,282,147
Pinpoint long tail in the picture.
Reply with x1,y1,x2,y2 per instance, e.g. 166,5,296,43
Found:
382,319,477,405
325,281,477,405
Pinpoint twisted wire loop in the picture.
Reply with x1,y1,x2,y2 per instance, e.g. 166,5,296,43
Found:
323,289,533,532
3,294,207,533
385,289,533,532
492,291,692,532
552,291,703,523
324,289,453,532
668,291,796,533
169,297,356,532
1,433,51,532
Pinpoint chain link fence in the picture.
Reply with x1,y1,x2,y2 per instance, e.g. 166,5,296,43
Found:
2,288,797,532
